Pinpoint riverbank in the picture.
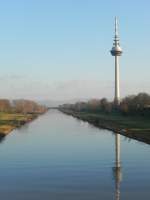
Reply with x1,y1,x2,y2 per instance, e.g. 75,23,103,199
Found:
0,112,45,137
59,108,150,144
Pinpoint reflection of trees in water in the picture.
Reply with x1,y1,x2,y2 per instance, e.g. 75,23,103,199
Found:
0,134,6,143
75,117,101,131
17,123,29,133
113,133,122,200
122,132,150,145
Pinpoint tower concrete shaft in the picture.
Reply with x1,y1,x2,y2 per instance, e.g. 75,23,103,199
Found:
110,17,123,105
115,56,120,104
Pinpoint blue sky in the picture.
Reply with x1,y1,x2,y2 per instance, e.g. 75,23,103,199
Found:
0,0,149,100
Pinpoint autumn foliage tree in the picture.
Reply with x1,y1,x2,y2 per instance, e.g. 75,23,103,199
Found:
0,99,47,114
13,100,47,114
60,93,150,117
0,99,12,112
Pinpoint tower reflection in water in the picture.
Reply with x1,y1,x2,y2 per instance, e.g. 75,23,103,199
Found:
113,133,122,200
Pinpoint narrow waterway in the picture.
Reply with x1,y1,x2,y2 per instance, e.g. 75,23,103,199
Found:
0,110,149,200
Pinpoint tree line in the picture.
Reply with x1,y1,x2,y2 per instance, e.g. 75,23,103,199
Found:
60,93,150,117
0,99,47,114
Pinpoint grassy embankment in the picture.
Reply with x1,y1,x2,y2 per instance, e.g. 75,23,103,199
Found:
60,109,150,144
0,112,38,137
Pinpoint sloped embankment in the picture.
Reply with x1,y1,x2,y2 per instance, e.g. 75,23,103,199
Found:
0,113,39,137
59,108,150,145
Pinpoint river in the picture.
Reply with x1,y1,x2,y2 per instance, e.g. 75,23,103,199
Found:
0,109,149,200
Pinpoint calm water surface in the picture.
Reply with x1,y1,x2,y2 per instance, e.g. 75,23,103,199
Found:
0,110,150,200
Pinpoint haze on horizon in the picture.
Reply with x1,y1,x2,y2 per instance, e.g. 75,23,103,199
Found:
0,0,149,101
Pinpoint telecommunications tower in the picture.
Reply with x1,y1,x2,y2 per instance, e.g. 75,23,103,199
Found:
110,17,123,105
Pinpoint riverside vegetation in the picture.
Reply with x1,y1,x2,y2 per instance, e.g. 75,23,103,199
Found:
59,93,150,144
0,99,47,138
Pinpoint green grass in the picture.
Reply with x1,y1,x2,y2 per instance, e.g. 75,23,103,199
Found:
0,112,37,135
61,108,150,134
78,111,150,130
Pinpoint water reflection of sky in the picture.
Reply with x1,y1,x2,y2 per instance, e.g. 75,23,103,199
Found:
0,110,149,200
